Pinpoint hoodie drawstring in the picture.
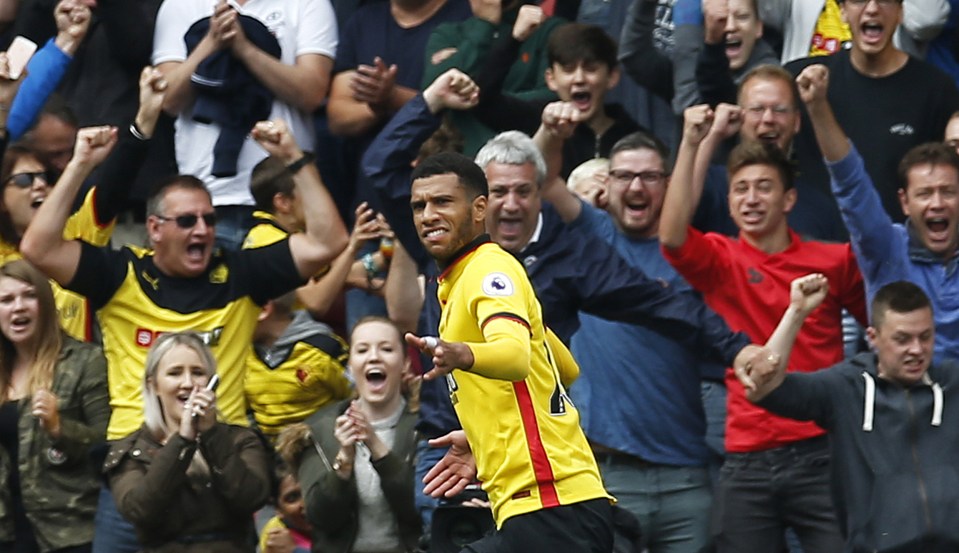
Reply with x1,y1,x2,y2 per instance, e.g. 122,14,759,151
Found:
863,371,943,430
921,373,943,427
862,372,875,432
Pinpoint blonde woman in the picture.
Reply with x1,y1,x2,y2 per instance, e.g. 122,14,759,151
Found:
104,332,270,552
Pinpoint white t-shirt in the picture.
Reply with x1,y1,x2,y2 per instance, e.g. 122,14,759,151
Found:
153,0,337,206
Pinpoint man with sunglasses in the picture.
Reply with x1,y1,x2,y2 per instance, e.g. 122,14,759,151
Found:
20,118,347,444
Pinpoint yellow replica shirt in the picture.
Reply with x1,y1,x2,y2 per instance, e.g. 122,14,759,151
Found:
0,189,114,341
242,210,288,249
810,0,852,56
67,240,305,439
245,318,352,439
437,238,609,527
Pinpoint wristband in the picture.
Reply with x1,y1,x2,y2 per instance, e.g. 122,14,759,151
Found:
129,122,148,141
362,252,384,291
285,152,315,175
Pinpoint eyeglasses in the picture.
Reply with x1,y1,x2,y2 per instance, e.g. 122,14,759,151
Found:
845,0,901,6
608,169,667,186
5,172,47,188
155,212,217,229
744,105,794,117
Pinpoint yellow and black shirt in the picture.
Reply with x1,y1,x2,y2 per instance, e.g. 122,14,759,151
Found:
68,239,304,439
436,236,609,528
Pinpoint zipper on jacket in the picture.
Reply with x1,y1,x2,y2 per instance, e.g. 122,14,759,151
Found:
906,389,933,532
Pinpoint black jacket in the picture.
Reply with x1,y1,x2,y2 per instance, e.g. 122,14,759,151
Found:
762,353,959,553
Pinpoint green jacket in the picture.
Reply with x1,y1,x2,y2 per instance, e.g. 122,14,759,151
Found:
299,399,421,553
421,9,564,155
0,337,109,551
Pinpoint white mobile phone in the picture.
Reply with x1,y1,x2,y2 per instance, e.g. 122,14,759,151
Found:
6,36,37,80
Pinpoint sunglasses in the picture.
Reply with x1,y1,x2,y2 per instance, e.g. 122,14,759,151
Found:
155,212,217,229
5,172,48,188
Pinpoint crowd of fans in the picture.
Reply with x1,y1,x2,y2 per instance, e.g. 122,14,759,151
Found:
0,0,956,551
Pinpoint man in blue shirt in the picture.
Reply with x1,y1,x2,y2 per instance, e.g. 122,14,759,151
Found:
799,62,959,361
537,110,721,552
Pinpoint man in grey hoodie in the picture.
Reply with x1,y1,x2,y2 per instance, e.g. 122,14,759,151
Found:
744,276,959,553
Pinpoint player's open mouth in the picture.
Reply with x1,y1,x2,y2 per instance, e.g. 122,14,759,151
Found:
186,244,206,259
740,209,766,225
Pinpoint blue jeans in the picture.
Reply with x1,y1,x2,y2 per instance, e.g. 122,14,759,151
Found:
597,456,712,553
713,437,843,553
92,485,140,553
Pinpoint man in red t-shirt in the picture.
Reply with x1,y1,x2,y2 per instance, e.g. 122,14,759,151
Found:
659,102,866,553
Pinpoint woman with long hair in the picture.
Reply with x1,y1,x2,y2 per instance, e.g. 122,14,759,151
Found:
286,316,421,553
103,332,271,552
0,259,109,553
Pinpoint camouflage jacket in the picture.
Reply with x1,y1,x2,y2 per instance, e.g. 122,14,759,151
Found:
0,337,109,551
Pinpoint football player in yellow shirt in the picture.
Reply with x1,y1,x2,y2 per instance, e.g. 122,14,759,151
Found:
405,152,613,553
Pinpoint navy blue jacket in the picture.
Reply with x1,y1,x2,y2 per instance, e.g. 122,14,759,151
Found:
363,94,750,437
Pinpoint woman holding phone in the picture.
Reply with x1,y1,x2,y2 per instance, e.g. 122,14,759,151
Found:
0,260,108,553
103,332,270,552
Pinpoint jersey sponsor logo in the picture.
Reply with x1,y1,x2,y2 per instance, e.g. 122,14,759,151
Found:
889,123,915,137
135,326,224,348
136,328,155,347
481,273,514,296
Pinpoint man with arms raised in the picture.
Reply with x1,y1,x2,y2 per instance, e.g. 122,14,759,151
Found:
746,276,959,553
799,62,959,359
659,103,867,552
21,119,347,440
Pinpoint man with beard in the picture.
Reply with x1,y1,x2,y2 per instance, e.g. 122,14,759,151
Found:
405,151,616,553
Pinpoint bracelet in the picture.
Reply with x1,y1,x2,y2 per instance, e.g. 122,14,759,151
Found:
129,122,147,141
362,252,384,292
285,152,315,175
